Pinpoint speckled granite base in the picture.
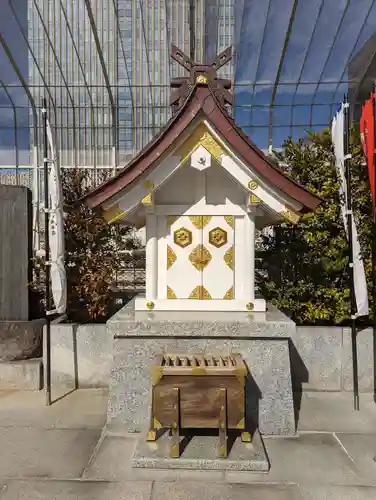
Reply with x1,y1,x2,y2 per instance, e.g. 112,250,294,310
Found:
132,430,269,472
106,298,296,436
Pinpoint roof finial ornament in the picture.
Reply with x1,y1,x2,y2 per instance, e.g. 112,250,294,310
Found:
170,45,233,113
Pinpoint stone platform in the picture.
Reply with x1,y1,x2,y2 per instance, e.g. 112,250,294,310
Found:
106,298,297,436
132,430,269,472
0,358,43,390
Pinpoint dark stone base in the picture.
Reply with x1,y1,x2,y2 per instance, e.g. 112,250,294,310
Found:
0,319,46,361
132,430,269,472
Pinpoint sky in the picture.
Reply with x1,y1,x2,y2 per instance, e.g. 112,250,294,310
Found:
1,0,376,166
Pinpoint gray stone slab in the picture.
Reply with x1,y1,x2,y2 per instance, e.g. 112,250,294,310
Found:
343,327,374,392
83,435,138,480
107,336,295,436
44,322,111,398
0,480,153,500
0,185,30,321
295,327,342,391
0,359,43,390
132,430,268,472
151,482,304,500
0,428,101,479
107,298,296,339
297,393,376,434
0,389,108,430
230,433,363,485
334,433,376,484
299,485,376,500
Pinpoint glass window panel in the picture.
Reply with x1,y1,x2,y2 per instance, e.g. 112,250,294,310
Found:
279,0,324,83
300,0,348,82
250,107,270,127
272,126,291,149
292,105,311,127
273,106,292,127
249,127,269,149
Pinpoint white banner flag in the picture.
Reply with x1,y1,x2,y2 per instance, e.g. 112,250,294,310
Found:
46,118,67,315
331,104,369,317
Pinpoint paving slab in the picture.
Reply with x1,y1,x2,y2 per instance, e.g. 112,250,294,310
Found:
151,481,304,500
297,393,376,434
299,485,376,500
132,430,269,472
0,480,153,500
334,433,376,485
226,433,363,485
0,389,108,430
82,435,137,480
0,428,101,479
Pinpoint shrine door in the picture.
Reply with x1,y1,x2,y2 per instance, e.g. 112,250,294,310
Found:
166,215,235,300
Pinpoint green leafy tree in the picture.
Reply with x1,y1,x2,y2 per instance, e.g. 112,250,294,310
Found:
257,128,373,325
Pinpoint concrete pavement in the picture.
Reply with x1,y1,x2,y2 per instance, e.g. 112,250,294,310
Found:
0,389,376,499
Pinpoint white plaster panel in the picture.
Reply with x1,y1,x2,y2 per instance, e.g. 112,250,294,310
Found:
205,164,245,206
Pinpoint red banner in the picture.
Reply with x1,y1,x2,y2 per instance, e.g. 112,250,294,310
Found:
360,94,376,214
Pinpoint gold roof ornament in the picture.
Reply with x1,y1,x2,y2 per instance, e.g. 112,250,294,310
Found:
196,74,208,84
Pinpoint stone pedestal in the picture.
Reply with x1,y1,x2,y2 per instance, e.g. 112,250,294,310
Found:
106,298,296,436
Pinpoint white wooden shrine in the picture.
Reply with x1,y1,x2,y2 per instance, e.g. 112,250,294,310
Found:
83,47,320,313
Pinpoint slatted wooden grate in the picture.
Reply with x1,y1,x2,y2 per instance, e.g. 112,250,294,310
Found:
161,354,238,368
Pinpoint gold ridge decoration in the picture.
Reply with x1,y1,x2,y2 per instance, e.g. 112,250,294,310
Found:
167,286,177,299
224,215,234,228
223,287,234,300
188,215,212,229
141,193,153,205
167,215,179,227
199,132,223,161
174,227,192,248
209,227,228,248
167,245,177,270
196,74,208,84
178,123,225,162
143,179,154,190
223,246,234,270
248,193,261,205
102,203,126,224
189,286,212,300
281,209,300,225
189,244,212,271
248,180,258,191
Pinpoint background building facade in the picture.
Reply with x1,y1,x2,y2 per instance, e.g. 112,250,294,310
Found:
27,0,235,168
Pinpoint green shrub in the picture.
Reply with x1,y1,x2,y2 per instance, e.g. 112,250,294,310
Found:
257,128,374,325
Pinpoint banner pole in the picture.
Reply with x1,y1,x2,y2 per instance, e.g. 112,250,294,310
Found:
42,97,52,407
372,85,376,405
344,95,359,410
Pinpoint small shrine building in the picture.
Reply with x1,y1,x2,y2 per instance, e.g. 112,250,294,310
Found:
83,46,321,313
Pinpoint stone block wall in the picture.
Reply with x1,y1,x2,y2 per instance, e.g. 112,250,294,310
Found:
43,322,375,394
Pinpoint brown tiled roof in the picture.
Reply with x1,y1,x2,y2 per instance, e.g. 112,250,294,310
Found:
82,83,322,212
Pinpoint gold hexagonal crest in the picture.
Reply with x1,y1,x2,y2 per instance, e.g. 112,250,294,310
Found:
174,227,192,248
248,180,258,190
209,227,228,248
189,244,212,271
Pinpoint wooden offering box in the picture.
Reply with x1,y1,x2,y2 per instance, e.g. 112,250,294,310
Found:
147,353,250,458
